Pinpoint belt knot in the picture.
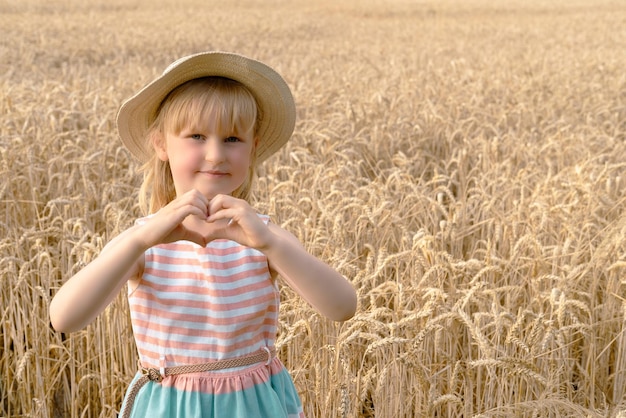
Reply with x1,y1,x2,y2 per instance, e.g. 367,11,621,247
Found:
140,366,163,383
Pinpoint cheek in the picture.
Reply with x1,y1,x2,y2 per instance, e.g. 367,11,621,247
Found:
233,147,254,168
167,149,201,176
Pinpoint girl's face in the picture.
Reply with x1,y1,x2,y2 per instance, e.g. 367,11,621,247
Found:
156,111,256,200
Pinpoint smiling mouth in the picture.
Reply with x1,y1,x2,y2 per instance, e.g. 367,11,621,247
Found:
200,170,229,176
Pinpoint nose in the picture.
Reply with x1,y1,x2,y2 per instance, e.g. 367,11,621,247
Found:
204,138,225,162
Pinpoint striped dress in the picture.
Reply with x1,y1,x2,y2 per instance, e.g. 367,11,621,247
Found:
119,215,304,417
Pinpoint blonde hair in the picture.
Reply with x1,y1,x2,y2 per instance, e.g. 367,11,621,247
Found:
138,77,259,215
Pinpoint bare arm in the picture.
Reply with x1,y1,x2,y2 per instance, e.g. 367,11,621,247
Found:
263,224,357,322
49,225,147,333
205,194,357,322
50,190,212,333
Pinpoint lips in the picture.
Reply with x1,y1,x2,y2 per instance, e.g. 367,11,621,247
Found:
199,170,229,176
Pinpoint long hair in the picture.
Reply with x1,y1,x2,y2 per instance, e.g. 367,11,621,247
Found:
138,77,259,215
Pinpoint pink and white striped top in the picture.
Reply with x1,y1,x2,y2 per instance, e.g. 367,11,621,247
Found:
128,215,279,371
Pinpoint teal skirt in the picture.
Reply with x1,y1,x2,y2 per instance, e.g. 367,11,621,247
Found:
119,358,304,417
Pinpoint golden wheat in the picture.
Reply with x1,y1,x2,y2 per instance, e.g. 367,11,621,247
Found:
2,0,626,417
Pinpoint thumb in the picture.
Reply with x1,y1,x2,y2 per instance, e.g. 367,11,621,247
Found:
178,228,206,247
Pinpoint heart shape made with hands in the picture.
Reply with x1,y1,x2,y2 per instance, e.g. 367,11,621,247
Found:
181,215,231,247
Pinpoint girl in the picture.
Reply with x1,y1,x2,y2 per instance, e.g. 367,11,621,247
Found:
49,51,357,418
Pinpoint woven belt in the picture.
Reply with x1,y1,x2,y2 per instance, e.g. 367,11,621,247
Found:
120,346,275,418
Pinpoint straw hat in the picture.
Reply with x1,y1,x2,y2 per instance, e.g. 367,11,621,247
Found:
116,51,296,164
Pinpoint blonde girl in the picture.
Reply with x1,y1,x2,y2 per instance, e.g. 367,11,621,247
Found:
49,51,357,418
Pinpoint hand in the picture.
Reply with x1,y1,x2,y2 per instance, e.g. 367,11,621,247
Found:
140,189,212,247
203,194,274,250
142,191,273,249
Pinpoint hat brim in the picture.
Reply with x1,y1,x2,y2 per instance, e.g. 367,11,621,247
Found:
116,51,295,164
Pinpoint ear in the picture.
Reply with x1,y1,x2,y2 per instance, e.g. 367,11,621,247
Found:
151,132,169,161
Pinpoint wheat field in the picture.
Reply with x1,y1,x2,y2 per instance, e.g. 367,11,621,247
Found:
1,0,626,416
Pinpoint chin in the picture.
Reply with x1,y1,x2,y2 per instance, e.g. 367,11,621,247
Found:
199,188,234,200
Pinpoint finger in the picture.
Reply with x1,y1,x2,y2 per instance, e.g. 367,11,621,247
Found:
206,193,231,211
173,191,210,219
206,195,238,222
185,189,210,211
207,210,237,225
166,200,206,224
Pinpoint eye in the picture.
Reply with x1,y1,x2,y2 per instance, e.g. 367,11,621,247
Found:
225,136,241,143
190,133,205,141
